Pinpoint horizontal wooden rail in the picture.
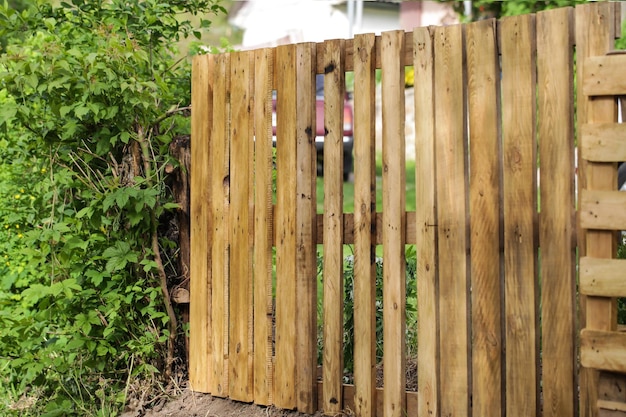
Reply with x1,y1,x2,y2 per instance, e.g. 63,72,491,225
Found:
583,54,626,96
580,257,626,297
580,123,626,162
579,190,626,230
581,329,626,374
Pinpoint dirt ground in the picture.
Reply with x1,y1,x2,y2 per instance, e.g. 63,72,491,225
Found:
137,387,330,417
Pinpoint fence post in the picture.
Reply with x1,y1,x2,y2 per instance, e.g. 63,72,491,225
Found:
576,3,619,417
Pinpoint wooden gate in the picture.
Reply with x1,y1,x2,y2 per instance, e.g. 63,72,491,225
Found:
189,3,624,416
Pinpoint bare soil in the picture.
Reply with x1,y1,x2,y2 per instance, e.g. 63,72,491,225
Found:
136,387,329,417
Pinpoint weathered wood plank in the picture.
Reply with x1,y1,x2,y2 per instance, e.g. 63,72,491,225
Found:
322,38,346,416
228,51,254,402
580,123,626,162
580,257,626,297
209,53,231,398
352,32,377,417
580,190,626,230
501,13,539,417
381,29,406,417
252,48,274,406
576,4,619,416
582,330,626,374
189,54,213,394
413,25,439,417
433,23,469,417
537,7,577,417
466,18,502,417
583,55,626,96
295,42,318,414
274,44,298,409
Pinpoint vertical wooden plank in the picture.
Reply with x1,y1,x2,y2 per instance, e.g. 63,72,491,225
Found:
295,42,318,414
209,52,231,398
501,14,539,417
414,26,439,417
576,3,619,417
322,38,345,416
466,18,502,417
228,51,253,403
537,8,577,417
190,54,214,394
381,29,406,417
274,43,298,410
352,32,377,417
434,24,469,417
253,48,274,406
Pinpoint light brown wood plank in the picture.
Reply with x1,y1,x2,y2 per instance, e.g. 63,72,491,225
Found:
598,400,626,413
580,190,626,230
228,51,254,402
295,42,318,414
537,7,577,417
583,55,626,96
252,48,274,406
580,123,626,162
322,38,346,416
189,54,213,394
413,25,439,417
209,53,231,398
433,23,469,417
466,18,502,417
381,29,406,417
352,32,377,417
582,330,626,374
580,257,626,297
501,14,539,417
274,44,298,409
576,4,619,416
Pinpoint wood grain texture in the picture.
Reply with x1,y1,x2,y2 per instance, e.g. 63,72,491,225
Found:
413,25,439,417
381,29,406,417
274,44,298,409
501,14,539,417
322,38,345,416
582,330,626,374
209,53,231,398
583,55,626,96
576,4,619,416
295,42,318,414
434,23,469,417
466,18,502,417
580,123,626,162
537,7,577,417
252,48,274,406
580,190,626,230
228,51,254,402
189,54,213,393
580,257,626,297
352,32,377,417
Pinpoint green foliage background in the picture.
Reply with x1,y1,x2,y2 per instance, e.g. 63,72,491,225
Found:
0,0,224,415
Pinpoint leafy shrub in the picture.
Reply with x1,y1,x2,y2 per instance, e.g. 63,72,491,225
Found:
0,0,225,414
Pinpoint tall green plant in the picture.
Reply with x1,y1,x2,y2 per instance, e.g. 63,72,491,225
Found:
0,0,224,414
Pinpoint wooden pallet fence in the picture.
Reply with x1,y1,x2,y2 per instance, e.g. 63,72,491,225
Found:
188,3,622,416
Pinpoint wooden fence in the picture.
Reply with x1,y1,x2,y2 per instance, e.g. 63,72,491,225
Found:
189,3,624,417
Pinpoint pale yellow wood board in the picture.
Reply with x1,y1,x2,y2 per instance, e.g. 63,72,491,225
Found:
580,190,626,230
583,55,626,96
580,123,626,163
580,257,626,297
582,330,626,374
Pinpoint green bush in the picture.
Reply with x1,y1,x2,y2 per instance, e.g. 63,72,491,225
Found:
0,0,225,414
